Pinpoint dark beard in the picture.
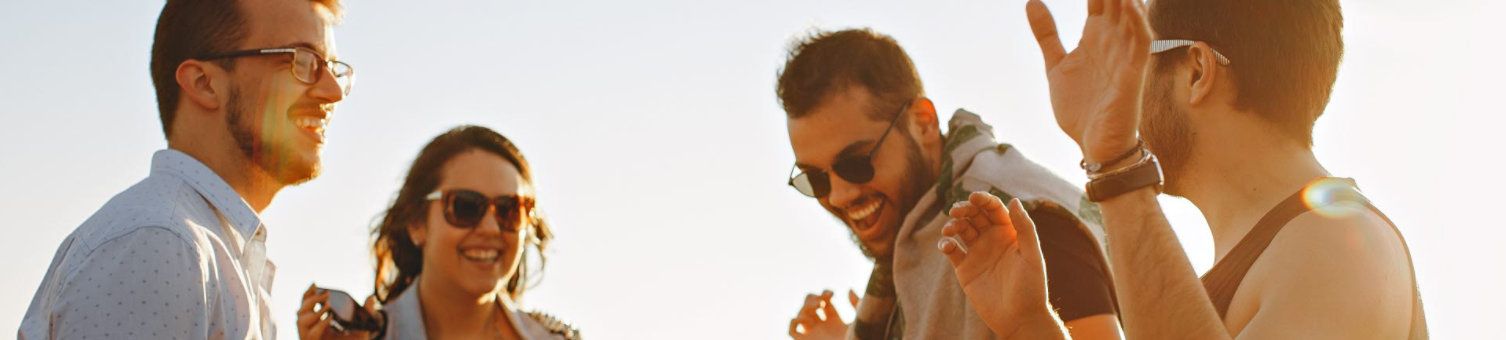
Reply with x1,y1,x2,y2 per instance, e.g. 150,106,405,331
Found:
226,88,259,161
1140,74,1195,196
225,85,319,186
851,132,935,260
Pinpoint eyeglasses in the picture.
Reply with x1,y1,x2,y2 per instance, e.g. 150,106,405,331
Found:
198,46,355,95
1150,40,1231,66
424,189,535,232
787,101,911,198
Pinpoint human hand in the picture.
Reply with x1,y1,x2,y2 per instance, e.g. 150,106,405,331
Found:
939,193,1055,337
1028,0,1153,163
787,289,859,340
297,284,377,340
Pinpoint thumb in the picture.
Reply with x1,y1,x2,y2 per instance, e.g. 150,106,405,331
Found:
848,289,860,308
1027,0,1068,70
1007,199,1046,269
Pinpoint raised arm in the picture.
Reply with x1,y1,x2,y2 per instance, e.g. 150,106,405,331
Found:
1023,0,1232,337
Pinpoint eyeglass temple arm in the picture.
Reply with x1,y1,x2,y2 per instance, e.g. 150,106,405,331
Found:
867,101,913,157
1150,39,1231,65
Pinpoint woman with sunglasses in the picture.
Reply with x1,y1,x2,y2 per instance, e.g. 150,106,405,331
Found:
297,125,579,340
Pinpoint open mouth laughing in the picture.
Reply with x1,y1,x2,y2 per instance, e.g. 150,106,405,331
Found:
845,195,886,241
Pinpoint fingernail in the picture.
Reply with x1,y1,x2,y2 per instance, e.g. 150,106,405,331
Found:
942,236,969,254
952,201,968,209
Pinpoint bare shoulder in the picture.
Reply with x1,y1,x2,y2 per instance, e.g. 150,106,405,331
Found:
1264,209,1413,289
1234,208,1415,338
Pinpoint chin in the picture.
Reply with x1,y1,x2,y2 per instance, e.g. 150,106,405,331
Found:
276,156,322,185
864,222,901,259
459,279,506,297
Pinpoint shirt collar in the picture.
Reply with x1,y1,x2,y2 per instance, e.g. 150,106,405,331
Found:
151,149,264,239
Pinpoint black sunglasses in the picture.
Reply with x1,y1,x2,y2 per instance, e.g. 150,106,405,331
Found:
424,189,535,232
788,101,911,198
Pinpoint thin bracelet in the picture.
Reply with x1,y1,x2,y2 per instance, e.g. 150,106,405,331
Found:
1080,139,1146,172
1088,147,1152,180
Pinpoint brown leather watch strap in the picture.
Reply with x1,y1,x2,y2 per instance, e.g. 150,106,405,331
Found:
1086,155,1163,202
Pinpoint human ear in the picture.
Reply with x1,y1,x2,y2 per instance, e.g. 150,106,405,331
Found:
1185,43,1222,107
407,220,427,248
906,97,941,140
174,60,226,111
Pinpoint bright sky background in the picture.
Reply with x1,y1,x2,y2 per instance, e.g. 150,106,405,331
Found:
1,0,1500,339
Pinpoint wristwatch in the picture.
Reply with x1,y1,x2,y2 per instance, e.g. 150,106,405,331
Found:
1085,152,1163,202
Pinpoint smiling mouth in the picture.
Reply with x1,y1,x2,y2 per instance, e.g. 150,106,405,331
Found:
846,197,884,235
461,248,500,263
292,115,327,134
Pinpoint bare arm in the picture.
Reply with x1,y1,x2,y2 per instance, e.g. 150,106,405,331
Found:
1064,314,1123,340
1017,0,1233,336
1097,189,1229,339
1023,0,1415,335
1104,190,1415,339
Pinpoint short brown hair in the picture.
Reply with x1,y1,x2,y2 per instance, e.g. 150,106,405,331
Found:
776,28,924,120
149,0,343,138
1149,0,1343,145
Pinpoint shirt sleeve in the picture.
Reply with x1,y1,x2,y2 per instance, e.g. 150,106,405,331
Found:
1030,204,1119,322
52,227,212,340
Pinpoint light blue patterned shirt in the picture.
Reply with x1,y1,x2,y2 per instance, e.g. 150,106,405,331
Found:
20,149,277,340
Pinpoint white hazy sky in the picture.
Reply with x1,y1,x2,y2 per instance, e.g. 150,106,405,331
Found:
1,0,1501,339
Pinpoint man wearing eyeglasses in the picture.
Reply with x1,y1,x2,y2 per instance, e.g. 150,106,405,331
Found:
20,0,351,339
778,29,1121,340
942,0,1427,339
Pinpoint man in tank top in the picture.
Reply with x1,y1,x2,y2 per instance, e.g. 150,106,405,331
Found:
937,0,1427,338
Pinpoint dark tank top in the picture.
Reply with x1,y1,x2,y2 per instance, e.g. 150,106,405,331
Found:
1199,178,1428,339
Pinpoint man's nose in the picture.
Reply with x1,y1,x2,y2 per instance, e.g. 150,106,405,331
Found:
308,62,345,103
826,176,863,210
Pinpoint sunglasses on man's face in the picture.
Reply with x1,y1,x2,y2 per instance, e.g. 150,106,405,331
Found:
424,189,535,232
788,102,910,198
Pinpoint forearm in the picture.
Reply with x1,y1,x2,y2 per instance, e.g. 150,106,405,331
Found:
1098,188,1228,340
1002,305,1071,340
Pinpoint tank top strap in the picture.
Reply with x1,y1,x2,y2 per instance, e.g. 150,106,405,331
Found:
1198,178,1427,338
1199,180,1321,318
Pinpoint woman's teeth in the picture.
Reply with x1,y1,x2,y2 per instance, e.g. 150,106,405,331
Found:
462,249,499,262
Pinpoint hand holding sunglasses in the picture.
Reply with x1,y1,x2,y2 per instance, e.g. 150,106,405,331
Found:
788,101,911,198
425,189,536,232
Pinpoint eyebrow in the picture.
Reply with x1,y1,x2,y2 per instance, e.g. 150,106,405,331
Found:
794,139,875,170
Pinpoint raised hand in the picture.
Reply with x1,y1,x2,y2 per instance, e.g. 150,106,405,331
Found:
788,289,859,340
1029,0,1153,162
939,192,1058,338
